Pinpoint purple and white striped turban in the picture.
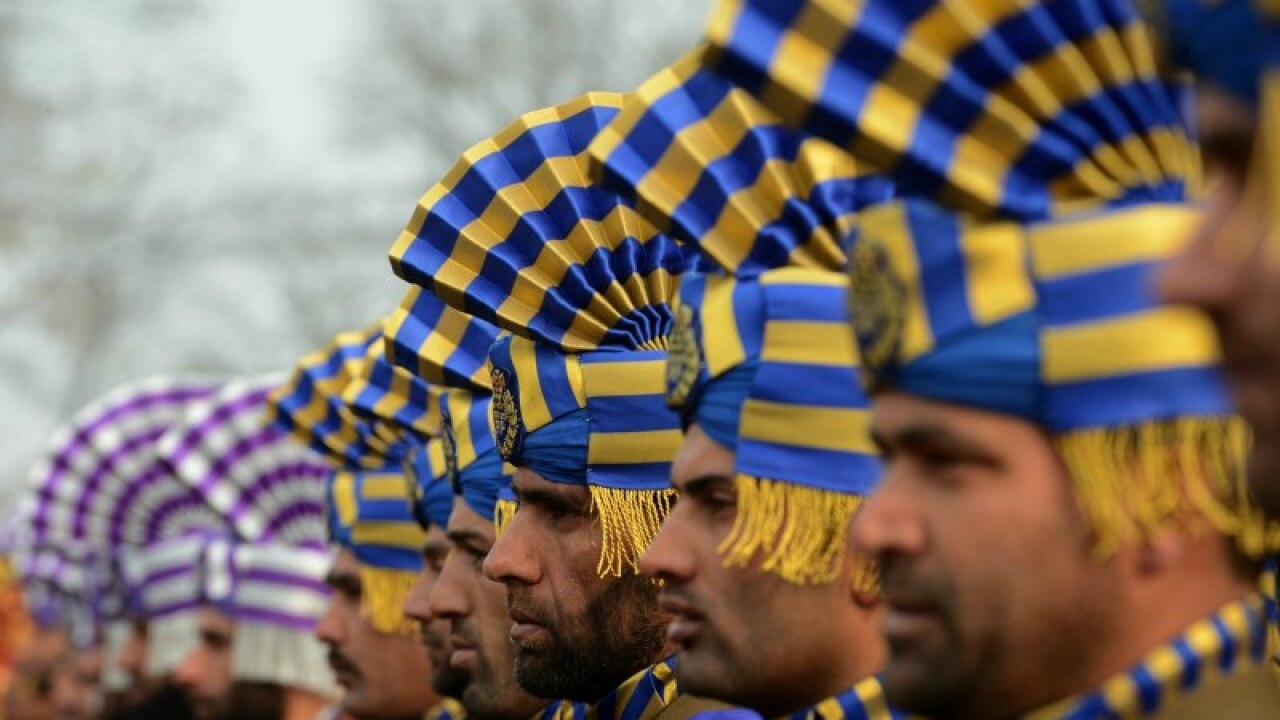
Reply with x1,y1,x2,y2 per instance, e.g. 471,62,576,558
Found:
157,375,330,546
20,376,233,677
200,539,336,697
158,376,336,696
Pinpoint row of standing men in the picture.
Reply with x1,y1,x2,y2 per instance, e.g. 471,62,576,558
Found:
9,1,1280,719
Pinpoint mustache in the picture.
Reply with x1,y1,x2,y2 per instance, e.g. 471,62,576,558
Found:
450,618,480,647
326,650,359,676
505,588,550,625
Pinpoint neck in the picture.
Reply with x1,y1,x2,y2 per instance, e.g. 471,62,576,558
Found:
1089,549,1251,692
1014,535,1257,718
761,609,886,719
280,688,334,720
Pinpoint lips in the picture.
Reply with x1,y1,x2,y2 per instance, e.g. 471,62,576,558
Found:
326,652,360,687
658,592,704,646
881,592,942,643
448,634,477,669
507,607,550,649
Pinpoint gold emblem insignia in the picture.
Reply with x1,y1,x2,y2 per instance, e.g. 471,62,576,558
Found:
490,367,521,461
441,420,460,487
402,448,431,528
665,303,700,409
848,237,905,380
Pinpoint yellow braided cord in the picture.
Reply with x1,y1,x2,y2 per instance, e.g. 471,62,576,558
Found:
1056,417,1274,559
719,475,876,587
494,498,518,538
358,565,421,636
589,486,676,578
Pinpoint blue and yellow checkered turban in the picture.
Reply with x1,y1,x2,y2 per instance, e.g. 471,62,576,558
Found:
387,286,516,531
403,440,454,532
269,327,439,634
588,51,890,585
700,0,1196,222
390,93,686,577
268,325,440,472
1142,0,1280,105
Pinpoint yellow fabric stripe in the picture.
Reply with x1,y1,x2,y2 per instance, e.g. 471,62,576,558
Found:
853,675,892,720
487,92,627,154
757,0,859,128
423,303,492,389
362,474,411,502
332,473,357,529
740,398,876,454
428,437,448,479
698,275,746,377
1043,307,1221,383
758,266,846,288
587,429,685,466
451,393,479,469
959,220,1035,325
1029,204,1200,278
510,339,553,432
761,320,858,367
352,521,428,550
580,359,666,398
858,202,932,359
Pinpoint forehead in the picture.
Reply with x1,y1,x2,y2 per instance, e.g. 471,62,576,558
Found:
1196,84,1258,141
871,391,1047,447
424,524,449,547
197,607,235,636
447,497,496,543
511,467,590,503
328,546,361,575
671,424,735,489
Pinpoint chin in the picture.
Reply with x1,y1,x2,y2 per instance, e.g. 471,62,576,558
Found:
670,649,737,702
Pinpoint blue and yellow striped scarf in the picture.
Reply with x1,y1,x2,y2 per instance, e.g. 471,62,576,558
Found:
424,699,467,720
585,657,684,720
1264,558,1280,677
785,676,903,720
1024,596,1270,718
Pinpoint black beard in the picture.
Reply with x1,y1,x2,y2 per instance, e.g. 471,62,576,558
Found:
432,662,471,701
513,573,666,702
213,681,284,720
100,681,194,720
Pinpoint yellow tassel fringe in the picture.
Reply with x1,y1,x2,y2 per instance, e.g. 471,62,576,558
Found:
589,486,676,577
1056,417,1275,558
358,565,421,636
494,498,518,537
720,475,877,588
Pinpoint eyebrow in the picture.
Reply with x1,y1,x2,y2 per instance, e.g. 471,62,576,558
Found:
872,423,999,465
325,570,362,595
199,628,232,646
512,484,590,514
446,528,492,554
676,473,733,496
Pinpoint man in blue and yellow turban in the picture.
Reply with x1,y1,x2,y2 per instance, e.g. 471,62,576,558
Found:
693,0,1279,716
386,286,571,720
1153,0,1280,516
588,51,899,719
269,327,443,720
391,93,725,720
1147,0,1280,682
399,434,469,720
